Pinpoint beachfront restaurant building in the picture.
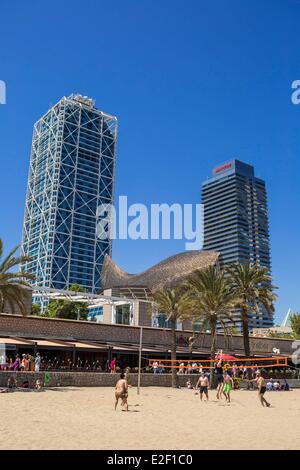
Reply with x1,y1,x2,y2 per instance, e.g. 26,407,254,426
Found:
0,250,296,371
0,310,296,373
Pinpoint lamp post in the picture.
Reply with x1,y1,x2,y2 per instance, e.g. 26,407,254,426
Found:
137,326,143,395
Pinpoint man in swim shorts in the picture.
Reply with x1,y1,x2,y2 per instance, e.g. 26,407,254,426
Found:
250,371,271,407
196,372,209,401
115,372,129,411
223,372,234,402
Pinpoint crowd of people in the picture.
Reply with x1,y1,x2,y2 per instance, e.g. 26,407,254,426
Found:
186,359,291,406
152,359,294,382
0,353,42,372
3,376,43,391
149,357,292,408
0,353,129,373
0,351,293,406
151,361,166,374
174,360,263,379
266,378,290,391
115,359,291,412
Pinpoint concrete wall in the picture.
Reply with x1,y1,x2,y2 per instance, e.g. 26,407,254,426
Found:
102,295,152,328
102,304,112,324
1,371,300,389
0,371,178,388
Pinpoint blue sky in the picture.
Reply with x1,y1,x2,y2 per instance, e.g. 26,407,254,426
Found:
0,0,300,323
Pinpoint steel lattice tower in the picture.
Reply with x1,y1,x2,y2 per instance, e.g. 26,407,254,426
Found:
22,95,117,294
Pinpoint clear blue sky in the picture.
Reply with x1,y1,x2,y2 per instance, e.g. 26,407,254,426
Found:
0,0,300,323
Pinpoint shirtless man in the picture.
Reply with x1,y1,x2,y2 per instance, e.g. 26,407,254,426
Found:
223,372,234,403
250,371,271,407
196,372,209,401
115,372,129,411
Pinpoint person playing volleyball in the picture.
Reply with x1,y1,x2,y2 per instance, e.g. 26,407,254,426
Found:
223,372,234,403
215,359,224,399
114,372,129,411
196,372,209,401
250,371,271,408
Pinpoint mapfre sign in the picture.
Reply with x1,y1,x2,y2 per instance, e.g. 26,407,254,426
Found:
214,162,233,174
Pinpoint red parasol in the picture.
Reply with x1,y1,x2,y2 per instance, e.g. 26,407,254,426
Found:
215,353,236,361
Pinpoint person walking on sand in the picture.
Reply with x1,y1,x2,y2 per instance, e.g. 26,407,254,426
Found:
196,372,209,401
114,372,129,411
250,371,271,408
223,372,234,403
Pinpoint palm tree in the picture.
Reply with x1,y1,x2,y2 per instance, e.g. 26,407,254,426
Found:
186,266,238,386
290,313,300,339
153,287,192,387
0,239,35,315
226,262,277,357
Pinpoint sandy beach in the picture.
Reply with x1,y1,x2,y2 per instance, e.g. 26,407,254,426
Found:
0,386,299,450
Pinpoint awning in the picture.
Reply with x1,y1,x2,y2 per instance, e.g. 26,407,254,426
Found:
142,348,168,353
32,339,71,348
64,341,108,350
0,337,111,351
0,337,35,346
112,345,138,351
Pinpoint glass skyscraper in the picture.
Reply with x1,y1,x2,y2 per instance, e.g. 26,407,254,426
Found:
202,159,273,329
22,94,117,293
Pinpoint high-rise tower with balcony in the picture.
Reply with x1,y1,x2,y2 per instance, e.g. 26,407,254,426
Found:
202,159,273,329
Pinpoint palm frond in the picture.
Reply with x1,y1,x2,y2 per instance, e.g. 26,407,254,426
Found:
0,239,34,316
